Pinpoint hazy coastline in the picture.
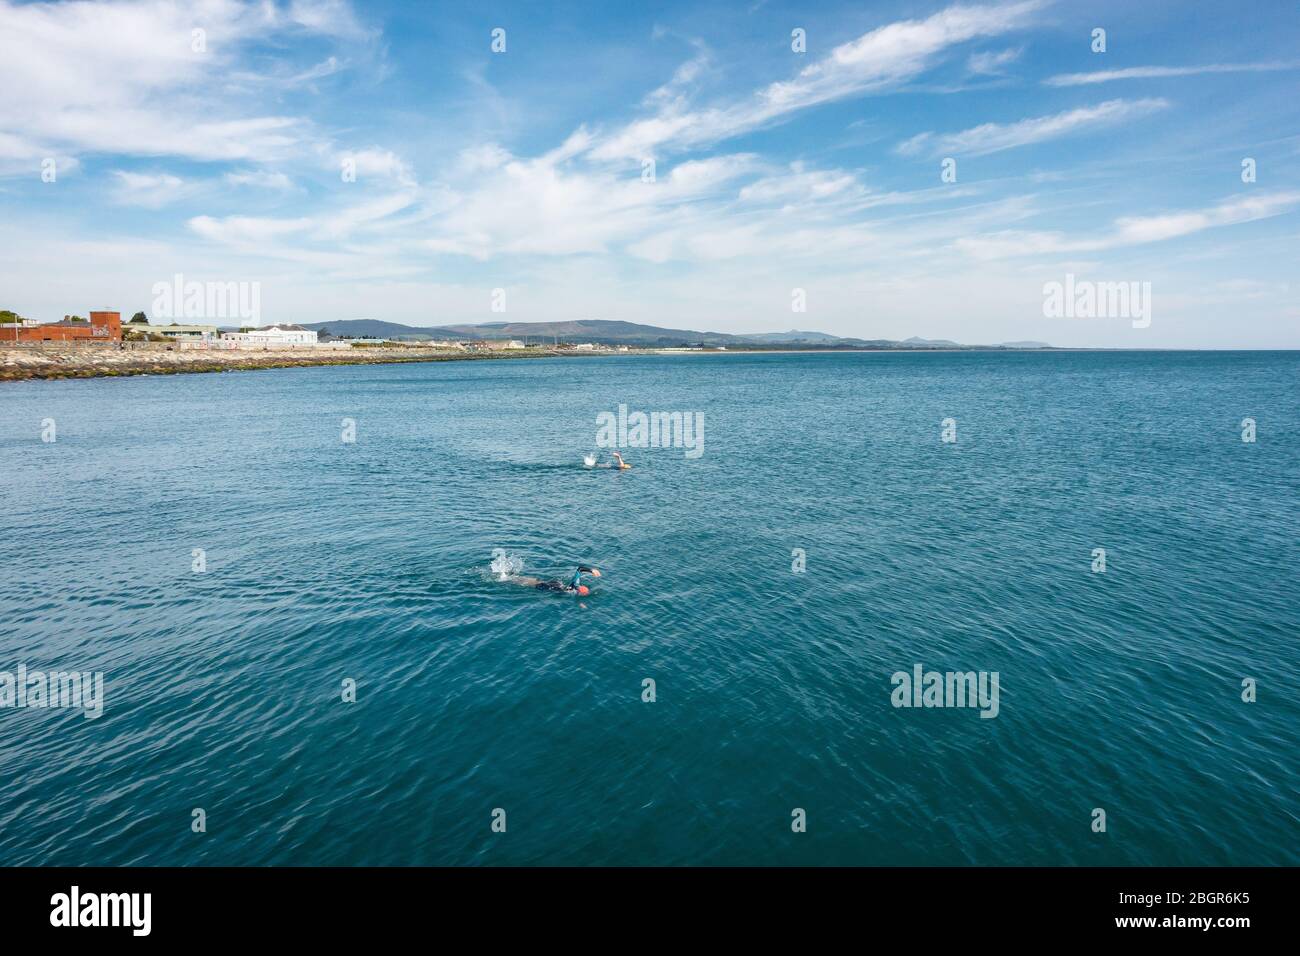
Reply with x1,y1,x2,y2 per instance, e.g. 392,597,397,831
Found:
0,342,587,382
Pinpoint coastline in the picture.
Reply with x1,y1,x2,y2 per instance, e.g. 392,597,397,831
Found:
0,343,597,383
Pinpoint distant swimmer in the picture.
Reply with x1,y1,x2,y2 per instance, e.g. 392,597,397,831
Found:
611,451,631,470
508,565,601,596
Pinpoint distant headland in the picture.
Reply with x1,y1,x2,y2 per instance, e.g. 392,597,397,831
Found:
301,318,1052,351
1,309,1054,383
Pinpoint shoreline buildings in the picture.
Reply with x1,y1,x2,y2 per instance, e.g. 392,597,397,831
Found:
6,311,121,343
220,325,318,347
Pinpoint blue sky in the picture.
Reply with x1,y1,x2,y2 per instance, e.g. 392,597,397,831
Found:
2,0,1298,346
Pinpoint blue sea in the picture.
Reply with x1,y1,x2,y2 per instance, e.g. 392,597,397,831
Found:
1,351,1296,866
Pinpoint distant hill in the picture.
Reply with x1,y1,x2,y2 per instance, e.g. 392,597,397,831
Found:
743,329,855,345
301,319,457,341
902,335,960,347
299,319,1053,350
436,319,747,346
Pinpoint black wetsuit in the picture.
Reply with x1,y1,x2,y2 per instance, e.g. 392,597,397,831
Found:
535,568,587,592
534,580,573,593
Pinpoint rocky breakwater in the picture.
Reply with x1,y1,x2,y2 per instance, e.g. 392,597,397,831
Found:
1,342,557,382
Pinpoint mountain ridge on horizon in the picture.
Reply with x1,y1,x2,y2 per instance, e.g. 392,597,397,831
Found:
297,318,1051,350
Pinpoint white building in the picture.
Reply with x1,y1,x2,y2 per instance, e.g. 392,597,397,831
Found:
221,324,318,348
130,323,219,341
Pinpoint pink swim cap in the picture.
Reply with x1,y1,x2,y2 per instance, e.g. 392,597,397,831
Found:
577,585,590,596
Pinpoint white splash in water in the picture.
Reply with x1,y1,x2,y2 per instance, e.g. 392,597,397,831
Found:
583,452,596,468
489,550,523,581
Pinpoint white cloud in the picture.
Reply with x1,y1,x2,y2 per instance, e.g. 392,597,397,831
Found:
290,56,343,83
588,1,1044,159
968,47,1022,75
666,154,759,191
897,98,1169,156
189,188,419,249
644,41,711,107
224,169,295,190
955,191,1300,259
1045,61,1300,87
110,169,196,207
0,130,79,176
188,213,315,245
284,0,374,40
412,149,758,260
0,0,369,170
183,147,874,268
738,163,864,204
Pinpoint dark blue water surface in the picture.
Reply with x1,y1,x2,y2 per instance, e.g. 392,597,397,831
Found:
1,351,1296,865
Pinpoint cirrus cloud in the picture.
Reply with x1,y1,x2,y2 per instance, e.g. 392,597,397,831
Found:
897,98,1170,157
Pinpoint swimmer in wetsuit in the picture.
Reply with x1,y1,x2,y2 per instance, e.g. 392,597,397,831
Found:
511,565,601,595
611,451,631,470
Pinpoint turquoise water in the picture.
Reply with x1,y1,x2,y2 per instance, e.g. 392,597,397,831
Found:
1,351,1296,866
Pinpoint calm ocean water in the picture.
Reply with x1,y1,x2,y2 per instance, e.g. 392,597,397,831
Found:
1,351,1296,866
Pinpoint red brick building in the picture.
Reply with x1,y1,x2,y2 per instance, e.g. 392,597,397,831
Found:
11,311,121,343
